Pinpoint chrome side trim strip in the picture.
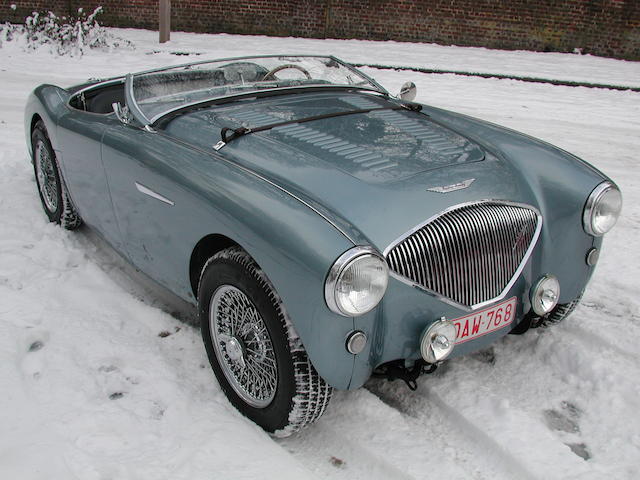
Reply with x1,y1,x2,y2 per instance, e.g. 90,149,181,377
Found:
135,182,175,206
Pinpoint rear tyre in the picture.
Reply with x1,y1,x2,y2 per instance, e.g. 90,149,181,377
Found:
199,247,332,437
32,121,82,230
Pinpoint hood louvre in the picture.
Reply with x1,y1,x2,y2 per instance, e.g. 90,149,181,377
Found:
168,92,485,183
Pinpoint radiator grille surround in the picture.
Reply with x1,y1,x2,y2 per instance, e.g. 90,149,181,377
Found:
385,201,542,309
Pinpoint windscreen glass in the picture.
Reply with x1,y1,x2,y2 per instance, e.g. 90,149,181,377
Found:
130,56,383,123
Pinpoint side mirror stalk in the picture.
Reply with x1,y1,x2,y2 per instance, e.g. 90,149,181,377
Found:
112,102,132,125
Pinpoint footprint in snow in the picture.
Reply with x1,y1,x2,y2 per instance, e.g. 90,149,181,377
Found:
471,346,495,365
28,340,44,352
1,275,24,290
544,407,580,433
22,339,47,379
98,364,118,373
566,443,590,460
543,401,591,460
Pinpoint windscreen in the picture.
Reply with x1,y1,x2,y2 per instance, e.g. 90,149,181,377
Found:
129,56,384,123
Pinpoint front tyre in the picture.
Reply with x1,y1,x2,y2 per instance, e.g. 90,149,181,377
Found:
534,293,583,328
510,293,583,334
199,247,332,437
31,121,82,230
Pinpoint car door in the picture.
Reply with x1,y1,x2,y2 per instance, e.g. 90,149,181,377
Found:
100,123,204,300
57,99,124,250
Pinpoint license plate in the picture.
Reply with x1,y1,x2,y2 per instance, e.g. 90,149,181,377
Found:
453,297,517,344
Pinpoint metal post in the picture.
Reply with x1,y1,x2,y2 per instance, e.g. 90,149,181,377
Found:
159,0,170,43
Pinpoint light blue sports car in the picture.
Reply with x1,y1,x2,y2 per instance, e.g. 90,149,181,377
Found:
25,55,622,436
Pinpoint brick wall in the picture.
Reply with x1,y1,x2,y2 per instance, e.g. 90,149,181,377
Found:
2,1,638,60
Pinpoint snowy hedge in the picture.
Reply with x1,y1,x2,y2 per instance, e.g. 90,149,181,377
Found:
0,6,132,56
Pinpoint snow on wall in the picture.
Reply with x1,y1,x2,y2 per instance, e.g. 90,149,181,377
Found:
1,0,639,60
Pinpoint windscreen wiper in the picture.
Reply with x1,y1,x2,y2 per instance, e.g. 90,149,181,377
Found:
213,102,423,151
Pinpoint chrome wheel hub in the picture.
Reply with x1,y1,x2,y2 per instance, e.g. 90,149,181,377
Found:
209,285,277,408
225,336,244,363
34,140,58,213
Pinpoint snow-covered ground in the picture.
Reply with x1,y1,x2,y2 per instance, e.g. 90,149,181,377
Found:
1,29,639,480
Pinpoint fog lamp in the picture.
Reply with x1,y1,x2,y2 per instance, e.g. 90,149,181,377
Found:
420,317,456,363
530,274,560,316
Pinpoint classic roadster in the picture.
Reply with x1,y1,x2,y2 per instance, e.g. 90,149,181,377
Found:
25,55,621,436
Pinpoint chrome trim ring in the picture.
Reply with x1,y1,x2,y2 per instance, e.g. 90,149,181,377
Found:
324,246,387,316
209,285,277,408
34,140,59,213
586,247,599,266
345,330,368,354
582,181,620,236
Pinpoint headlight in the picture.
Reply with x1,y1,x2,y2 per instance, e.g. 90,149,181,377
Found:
583,181,622,236
325,246,388,316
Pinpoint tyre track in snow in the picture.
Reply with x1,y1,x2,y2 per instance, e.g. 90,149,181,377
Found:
365,381,540,480
563,323,639,364
560,303,640,364
365,369,595,480
278,418,418,480
278,386,524,480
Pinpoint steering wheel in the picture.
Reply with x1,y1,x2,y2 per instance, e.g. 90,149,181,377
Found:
262,64,312,81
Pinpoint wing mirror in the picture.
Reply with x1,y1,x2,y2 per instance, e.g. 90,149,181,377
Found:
398,81,417,101
112,102,132,125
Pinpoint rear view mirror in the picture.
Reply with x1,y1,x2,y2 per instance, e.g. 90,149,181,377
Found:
398,82,417,101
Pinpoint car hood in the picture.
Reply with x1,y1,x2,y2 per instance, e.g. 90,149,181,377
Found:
163,91,601,249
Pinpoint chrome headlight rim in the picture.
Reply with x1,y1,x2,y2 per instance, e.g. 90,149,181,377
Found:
583,181,622,236
325,246,388,317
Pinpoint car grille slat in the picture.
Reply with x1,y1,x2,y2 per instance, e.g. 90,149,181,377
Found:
386,202,540,308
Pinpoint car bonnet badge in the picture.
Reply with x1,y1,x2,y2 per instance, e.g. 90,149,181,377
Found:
427,178,475,193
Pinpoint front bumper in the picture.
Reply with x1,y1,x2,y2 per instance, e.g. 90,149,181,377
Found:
346,233,601,390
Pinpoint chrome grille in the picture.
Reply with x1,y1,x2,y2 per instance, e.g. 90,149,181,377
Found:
386,202,541,308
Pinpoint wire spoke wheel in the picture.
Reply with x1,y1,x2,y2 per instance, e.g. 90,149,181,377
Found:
31,121,83,230
199,247,332,435
210,285,278,408
35,139,59,213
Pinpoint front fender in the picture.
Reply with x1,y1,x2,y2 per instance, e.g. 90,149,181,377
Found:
190,167,361,390
24,84,69,156
101,128,361,390
423,105,609,302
